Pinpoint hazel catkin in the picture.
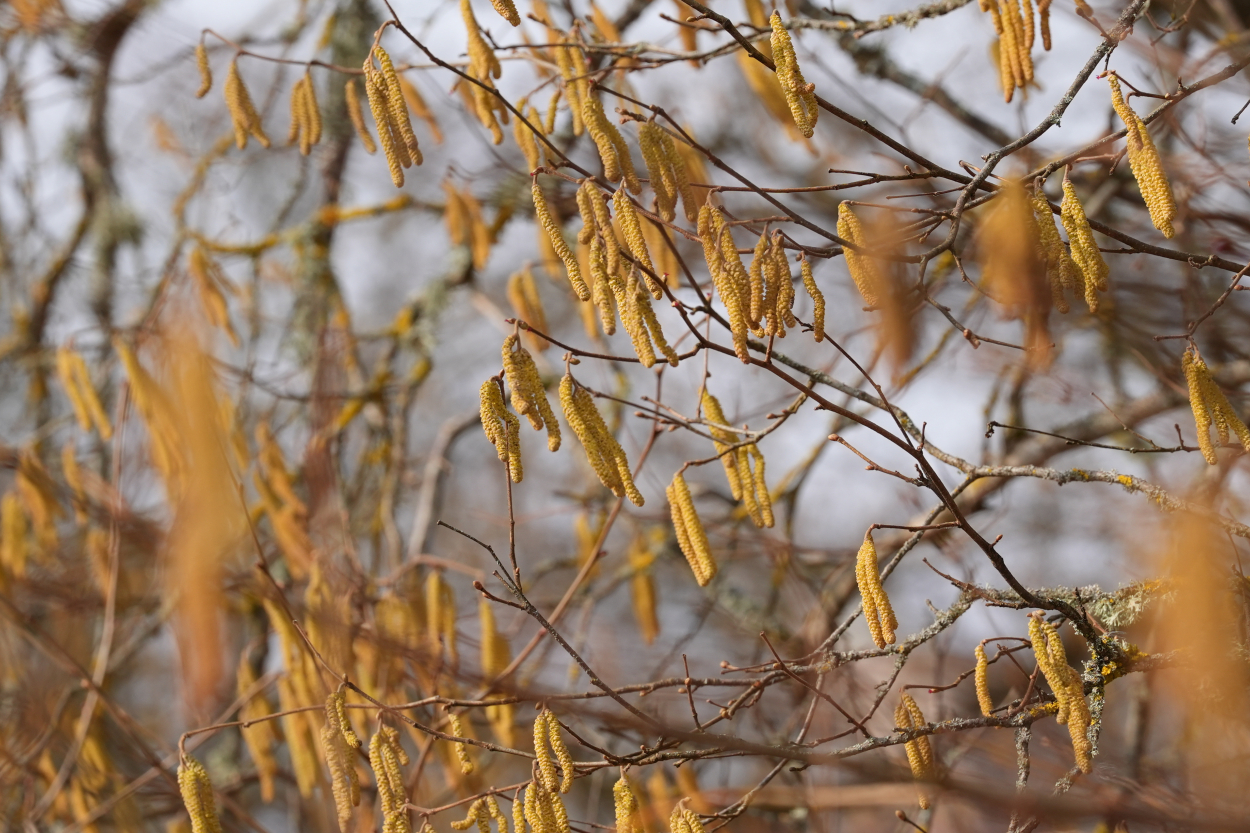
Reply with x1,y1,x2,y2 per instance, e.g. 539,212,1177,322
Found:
768,13,817,138
1059,177,1109,313
894,693,935,809
559,372,644,505
534,179,589,300
1109,75,1177,238
837,204,882,307
974,644,993,717
666,471,717,586
195,42,212,98
855,530,897,648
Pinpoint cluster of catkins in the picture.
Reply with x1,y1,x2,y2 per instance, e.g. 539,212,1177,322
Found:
1028,614,1093,773
979,0,1054,102
1183,347,1250,464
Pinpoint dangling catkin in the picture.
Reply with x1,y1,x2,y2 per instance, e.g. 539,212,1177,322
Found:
447,711,475,774
1029,184,1081,314
375,47,422,165
501,334,562,450
1028,614,1092,772
480,377,524,481
450,799,486,832
974,644,994,717
855,530,897,648
515,102,543,172
56,346,112,439
322,691,361,833
534,179,590,300
559,372,644,505
223,59,269,150
363,67,405,187
613,189,660,297
768,13,817,138
177,755,224,833
345,79,377,154
1059,176,1109,313
638,121,676,221
195,43,212,98
1183,348,1250,463
698,205,751,360
1038,0,1053,49
584,95,640,193
491,0,521,26
370,727,412,833
1109,75,1177,238
894,693,935,809
837,204,882,307
613,774,639,833
544,711,574,793
666,471,717,586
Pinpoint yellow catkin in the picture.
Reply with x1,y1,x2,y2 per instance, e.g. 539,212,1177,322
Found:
515,102,543,172
666,472,717,586
770,234,796,332
534,713,559,793
376,47,421,165
837,204,882,307
1021,0,1035,50
322,693,361,833
450,799,485,831
462,0,506,144
612,189,660,297
1038,0,1053,49
345,79,377,154
974,644,994,716
638,122,675,221
613,775,639,833
700,390,743,500
560,372,645,506
554,32,586,136
589,238,618,336
657,126,697,223
1109,76,1177,238
533,179,589,300
796,255,825,341
543,710,574,793
177,756,224,833
223,59,269,150
370,728,412,833
895,693,935,809
584,95,639,193
698,205,750,361
57,346,112,438
769,13,817,138
480,377,523,481
1184,349,1250,462
618,267,679,367
195,42,212,98
508,266,550,351
1028,615,1091,772
363,67,404,187
491,0,521,26
287,75,308,149
1030,185,1081,314
855,530,897,648
1059,177,1109,313
502,334,562,451
447,711,475,774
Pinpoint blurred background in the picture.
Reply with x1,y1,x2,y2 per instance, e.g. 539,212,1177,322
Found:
2,0,1250,831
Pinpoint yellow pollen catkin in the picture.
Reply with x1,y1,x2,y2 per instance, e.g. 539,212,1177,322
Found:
177,755,224,833
666,471,717,586
195,43,212,98
699,206,751,361
364,67,405,187
502,334,562,450
800,256,825,340
375,47,421,165
895,693,935,809
769,13,817,138
56,345,113,439
1038,0,1053,49
1183,349,1250,463
480,377,523,481
223,59,269,150
1109,76,1176,238
544,710,575,793
613,189,660,297
507,266,550,351
370,727,412,833
1030,184,1081,314
1028,614,1092,772
345,79,377,154
515,103,543,172
534,713,559,794
613,775,639,833
584,96,639,193
855,530,897,648
974,644,993,716
533,179,589,300
837,204,882,307
559,372,644,505
638,121,677,221
1059,177,1109,313
491,0,521,26
321,693,361,833
447,711,475,774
